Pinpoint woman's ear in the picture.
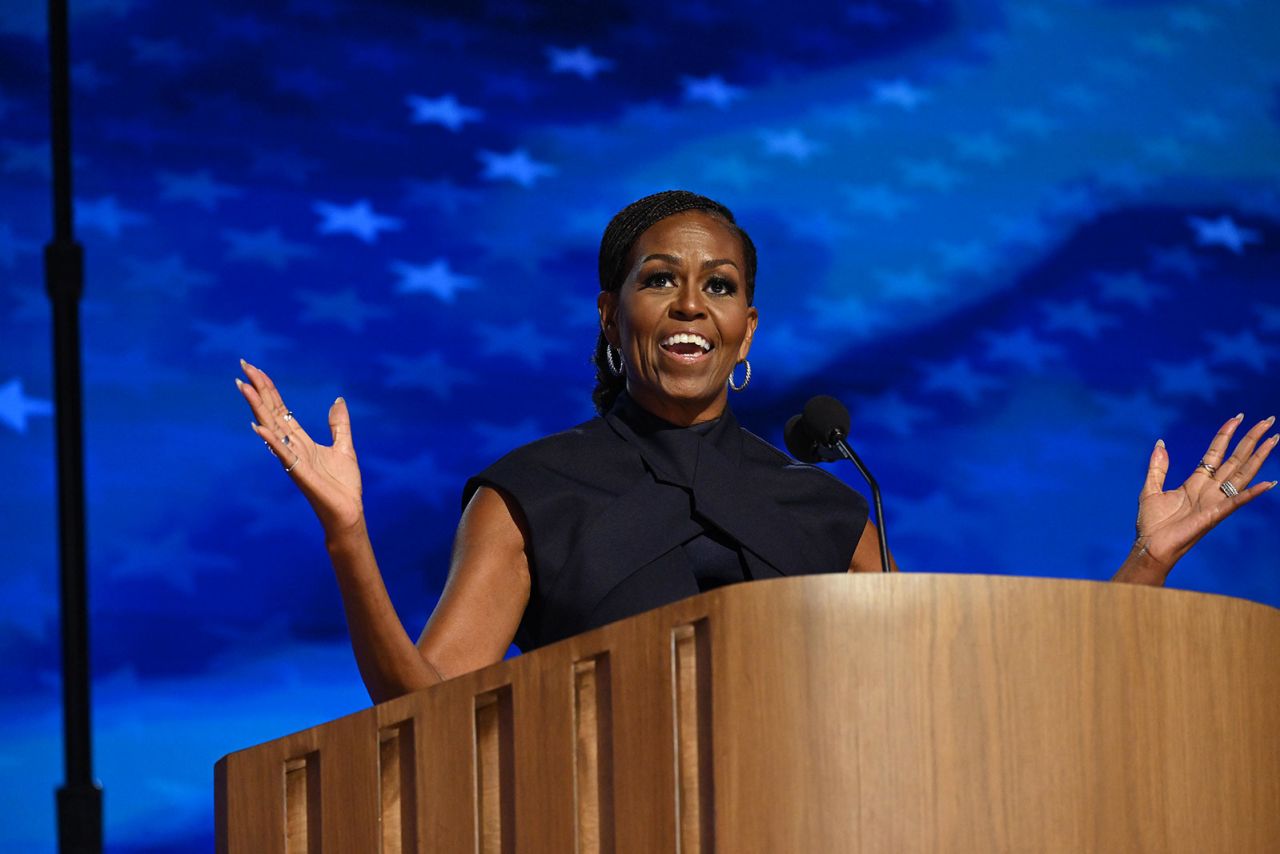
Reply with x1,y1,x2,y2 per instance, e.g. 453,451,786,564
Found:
598,291,620,347
738,306,759,361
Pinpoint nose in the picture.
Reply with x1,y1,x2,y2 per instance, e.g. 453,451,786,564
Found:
669,282,707,320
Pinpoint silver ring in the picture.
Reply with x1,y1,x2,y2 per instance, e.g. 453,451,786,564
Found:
1196,461,1217,476
282,434,291,446
283,410,294,422
1220,480,1239,497
285,455,299,474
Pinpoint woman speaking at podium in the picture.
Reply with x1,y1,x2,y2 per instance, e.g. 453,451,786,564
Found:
235,191,1277,704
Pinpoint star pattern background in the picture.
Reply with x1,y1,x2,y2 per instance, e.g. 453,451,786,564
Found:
1,0,1278,849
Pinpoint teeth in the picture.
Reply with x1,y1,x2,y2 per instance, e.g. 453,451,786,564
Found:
661,332,713,351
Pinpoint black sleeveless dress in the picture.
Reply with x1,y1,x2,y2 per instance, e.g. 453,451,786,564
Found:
462,393,868,651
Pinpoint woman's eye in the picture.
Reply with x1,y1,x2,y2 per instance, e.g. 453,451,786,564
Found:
705,276,736,296
643,272,676,288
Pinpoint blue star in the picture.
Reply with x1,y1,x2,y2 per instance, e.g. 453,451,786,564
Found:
473,418,544,456
1187,215,1260,254
1143,137,1190,166
121,254,216,296
403,178,482,213
82,347,188,391
760,129,822,162
807,294,891,339
1043,184,1100,219
250,149,322,185
843,184,914,219
0,222,40,269
0,378,53,433
818,108,879,136
109,532,236,594
1094,389,1180,433
128,37,190,68
313,199,402,244
296,288,391,332
1096,163,1155,195
194,317,291,358
391,259,476,302
1133,32,1178,57
364,452,453,505
476,320,567,368
1168,8,1216,32
875,268,943,301
1147,245,1209,279
919,357,1002,405
935,240,994,275
1041,300,1119,338
701,154,756,190
380,352,473,398
869,78,929,110
546,46,613,79
1204,330,1278,372
885,491,972,546
857,391,932,437
980,327,1064,372
1004,108,1057,138
1094,270,1168,310
406,93,482,132
4,141,50,176
477,149,555,188
681,75,744,109
745,323,828,381
1181,111,1230,141
951,132,1012,165
898,158,962,191
157,170,243,210
1152,359,1234,402
991,213,1051,248
222,228,316,269
76,196,148,238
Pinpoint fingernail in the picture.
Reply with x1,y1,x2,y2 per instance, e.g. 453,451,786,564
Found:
1155,438,1165,448
239,357,248,367
1234,412,1244,421
1267,415,1276,425
336,396,345,404
234,377,243,388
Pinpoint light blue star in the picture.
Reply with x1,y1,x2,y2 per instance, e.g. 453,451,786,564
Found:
222,228,315,269
1152,359,1234,402
898,158,962,191
869,78,929,110
681,75,744,109
546,46,613,79
1147,245,1209,279
476,320,567,368
194,317,291,358
807,294,891,338
980,327,1064,372
875,268,943,301
760,129,821,162
1094,270,1168,310
406,94,482,132
76,196,148,238
1094,389,1180,433
391,259,477,301
1041,300,1119,338
380,352,473,398
108,532,236,594
157,170,243,210
1204,330,1278,372
857,391,932,437
296,288,391,332
128,37,190,68
477,149,555,188
121,254,216,296
745,323,828,381
313,199,402,244
473,418,544,456
0,222,40,268
701,154,756,190
0,378,53,433
364,452,453,505
843,184,914,219
951,132,1012,165
919,357,1002,404
1187,215,1260,254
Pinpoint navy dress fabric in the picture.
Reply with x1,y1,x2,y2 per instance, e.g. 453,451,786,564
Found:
462,393,869,651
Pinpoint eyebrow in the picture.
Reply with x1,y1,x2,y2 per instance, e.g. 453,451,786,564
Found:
640,253,741,272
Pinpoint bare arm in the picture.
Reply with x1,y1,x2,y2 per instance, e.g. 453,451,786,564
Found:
848,519,899,573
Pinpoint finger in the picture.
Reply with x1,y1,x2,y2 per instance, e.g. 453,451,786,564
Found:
240,359,290,423
1214,478,1277,518
1216,415,1275,483
1142,438,1168,498
1197,413,1244,469
329,396,355,455
239,361,315,447
236,376,281,431
251,421,300,474
1221,430,1279,491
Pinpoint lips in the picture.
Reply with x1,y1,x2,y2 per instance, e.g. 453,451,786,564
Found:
660,331,714,363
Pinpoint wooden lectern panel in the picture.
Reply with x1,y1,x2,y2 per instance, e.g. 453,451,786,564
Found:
216,575,1280,852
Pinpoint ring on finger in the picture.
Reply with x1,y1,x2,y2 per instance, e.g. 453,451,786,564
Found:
1196,461,1218,476
1220,480,1239,498
285,453,300,474
283,410,294,422
282,434,291,447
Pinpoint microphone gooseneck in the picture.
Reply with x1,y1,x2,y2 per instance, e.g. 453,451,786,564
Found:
791,395,892,574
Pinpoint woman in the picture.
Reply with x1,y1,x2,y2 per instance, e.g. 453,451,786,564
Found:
236,191,1277,704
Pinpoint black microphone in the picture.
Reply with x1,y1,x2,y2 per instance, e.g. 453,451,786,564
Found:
794,395,892,574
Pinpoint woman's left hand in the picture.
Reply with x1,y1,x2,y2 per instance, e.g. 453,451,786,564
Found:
1117,414,1277,584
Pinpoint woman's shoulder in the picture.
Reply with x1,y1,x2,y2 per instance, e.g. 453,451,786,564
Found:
736,426,869,508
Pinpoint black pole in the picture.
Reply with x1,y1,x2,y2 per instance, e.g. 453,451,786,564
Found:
45,0,102,851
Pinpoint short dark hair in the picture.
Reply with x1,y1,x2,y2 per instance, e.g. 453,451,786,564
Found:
592,190,757,414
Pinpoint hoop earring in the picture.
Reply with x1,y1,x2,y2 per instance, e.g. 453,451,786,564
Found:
605,344,624,377
728,359,751,392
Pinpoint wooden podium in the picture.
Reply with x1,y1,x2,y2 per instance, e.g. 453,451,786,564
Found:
215,575,1280,852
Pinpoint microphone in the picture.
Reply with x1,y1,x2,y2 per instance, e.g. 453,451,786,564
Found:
791,395,892,574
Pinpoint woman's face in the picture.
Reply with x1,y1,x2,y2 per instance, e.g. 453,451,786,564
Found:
599,211,758,425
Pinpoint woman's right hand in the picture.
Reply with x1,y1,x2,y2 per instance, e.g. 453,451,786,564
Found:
237,359,365,536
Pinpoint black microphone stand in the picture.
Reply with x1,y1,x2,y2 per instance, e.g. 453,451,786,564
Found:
830,430,892,575
45,0,103,850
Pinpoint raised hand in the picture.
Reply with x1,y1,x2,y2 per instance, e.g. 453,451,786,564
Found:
236,359,365,535
1131,413,1277,578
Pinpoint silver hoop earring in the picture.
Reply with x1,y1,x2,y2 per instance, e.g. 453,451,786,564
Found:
605,344,624,377
728,359,751,392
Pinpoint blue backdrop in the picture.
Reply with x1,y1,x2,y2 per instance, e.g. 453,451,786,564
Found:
2,0,1278,849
